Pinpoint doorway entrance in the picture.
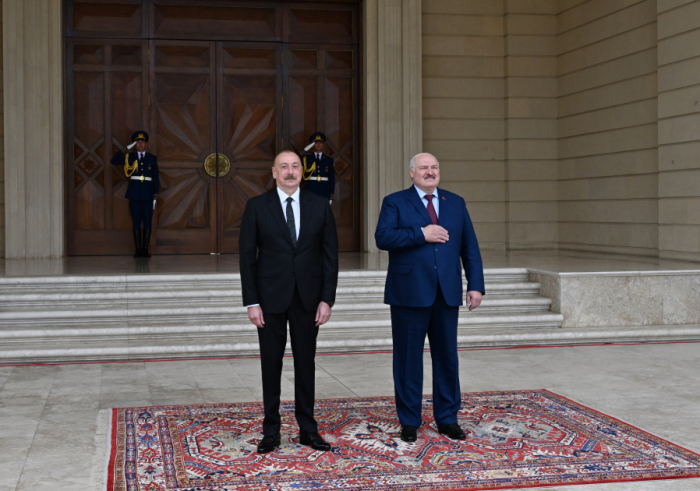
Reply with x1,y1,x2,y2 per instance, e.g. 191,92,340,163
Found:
66,1,360,254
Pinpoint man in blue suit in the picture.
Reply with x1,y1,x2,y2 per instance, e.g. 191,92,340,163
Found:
375,152,484,443
110,131,160,258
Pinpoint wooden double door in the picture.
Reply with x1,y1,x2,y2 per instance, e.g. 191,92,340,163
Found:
66,1,360,254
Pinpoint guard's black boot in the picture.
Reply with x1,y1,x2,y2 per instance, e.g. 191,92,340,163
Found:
132,230,142,258
142,230,152,258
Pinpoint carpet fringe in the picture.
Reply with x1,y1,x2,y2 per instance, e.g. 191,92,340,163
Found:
88,408,112,491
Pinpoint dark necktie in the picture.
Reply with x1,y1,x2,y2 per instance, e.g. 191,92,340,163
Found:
286,197,297,247
425,194,438,225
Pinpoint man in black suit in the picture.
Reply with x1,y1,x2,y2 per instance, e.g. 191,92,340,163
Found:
239,150,339,454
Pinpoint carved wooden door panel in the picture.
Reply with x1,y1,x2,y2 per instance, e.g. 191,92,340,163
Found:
216,43,282,253
150,40,217,254
67,39,150,255
65,0,361,255
284,43,360,251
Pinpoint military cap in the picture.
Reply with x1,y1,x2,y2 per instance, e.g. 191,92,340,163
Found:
132,131,149,143
309,132,326,144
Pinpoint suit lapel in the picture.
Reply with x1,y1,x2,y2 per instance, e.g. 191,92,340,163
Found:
436,188,449,226
407,187,434,226
297,189,313,244
267,188,295,248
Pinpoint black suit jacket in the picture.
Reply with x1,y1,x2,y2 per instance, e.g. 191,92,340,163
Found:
239,187,339,314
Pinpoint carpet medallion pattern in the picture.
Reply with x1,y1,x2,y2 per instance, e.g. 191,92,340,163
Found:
107,390,700,490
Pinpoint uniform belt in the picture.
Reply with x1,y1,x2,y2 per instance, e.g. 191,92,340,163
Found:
131,176,153,182
311,176,329,181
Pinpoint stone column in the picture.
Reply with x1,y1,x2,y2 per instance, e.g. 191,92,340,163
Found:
3,0,64,259
363,0,422,252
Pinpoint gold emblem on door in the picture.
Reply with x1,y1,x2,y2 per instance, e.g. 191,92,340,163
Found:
204,153,231,177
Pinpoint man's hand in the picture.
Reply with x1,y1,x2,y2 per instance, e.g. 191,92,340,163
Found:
423,225,449,243
315,301,332,326
248,305,265,328
466,291,483,311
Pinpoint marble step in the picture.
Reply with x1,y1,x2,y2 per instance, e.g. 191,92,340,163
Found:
0,281,542,311
0,311,563,351
0,294,553,327
2,323,700,364
0,267,558,363
0,310,563,344
0,268,531,293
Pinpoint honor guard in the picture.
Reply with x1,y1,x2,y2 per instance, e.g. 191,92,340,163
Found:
301,132,335,203
110,131,160,258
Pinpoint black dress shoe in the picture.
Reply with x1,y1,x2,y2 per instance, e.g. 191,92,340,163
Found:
299,432,331,451
438,423,466,440
400,425,418,442
257,433,281,454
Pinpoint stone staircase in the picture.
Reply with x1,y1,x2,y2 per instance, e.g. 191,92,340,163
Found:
0,269,563,363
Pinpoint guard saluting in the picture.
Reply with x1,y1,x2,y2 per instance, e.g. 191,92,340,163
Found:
301,132,335,203
110,131,160,258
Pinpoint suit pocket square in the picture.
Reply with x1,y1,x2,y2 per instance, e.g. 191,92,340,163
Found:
388,264,411,274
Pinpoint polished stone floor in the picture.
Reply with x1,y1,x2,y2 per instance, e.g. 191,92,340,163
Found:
0,342,698,490
2,249,700,276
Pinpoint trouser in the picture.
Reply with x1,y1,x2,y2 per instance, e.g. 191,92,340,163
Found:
390,283,461,428
129,199,153,230
257,286,319,436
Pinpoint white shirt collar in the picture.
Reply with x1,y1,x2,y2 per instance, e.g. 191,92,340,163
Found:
277,185,300,204
414,185,438,200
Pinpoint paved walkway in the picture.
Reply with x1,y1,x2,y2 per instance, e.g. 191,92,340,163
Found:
1,342,699,490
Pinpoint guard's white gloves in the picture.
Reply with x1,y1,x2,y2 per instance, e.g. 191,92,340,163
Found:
329,200,332,205
127,142,137,150
304,142,315,152
153,199,157,210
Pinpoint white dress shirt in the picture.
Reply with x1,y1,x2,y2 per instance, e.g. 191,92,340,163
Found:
315,153,322,160
414,185,439,218
277,186,300,240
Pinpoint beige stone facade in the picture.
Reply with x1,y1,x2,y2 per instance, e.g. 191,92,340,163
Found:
2,0,700,258
422,0,700,259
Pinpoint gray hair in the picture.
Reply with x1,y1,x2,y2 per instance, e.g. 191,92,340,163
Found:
409,153,439,171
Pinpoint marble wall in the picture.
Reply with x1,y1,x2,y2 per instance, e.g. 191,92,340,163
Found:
421,0,506,250
556,0,659,257
531,270,700,328
505,0,558,250
657,0,700,262
426,0,700,259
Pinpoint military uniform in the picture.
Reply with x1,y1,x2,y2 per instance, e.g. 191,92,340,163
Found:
301,132,335,201
110,131,160,258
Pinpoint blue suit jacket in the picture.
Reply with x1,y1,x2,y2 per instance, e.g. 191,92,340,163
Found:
375,187,485,307
110,151,160,201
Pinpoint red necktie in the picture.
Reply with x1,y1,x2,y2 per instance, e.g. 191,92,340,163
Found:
425,194,438,224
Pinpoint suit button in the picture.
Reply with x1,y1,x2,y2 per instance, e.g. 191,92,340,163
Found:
434,266,437,269
291,272,295,276
435,248,438,252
